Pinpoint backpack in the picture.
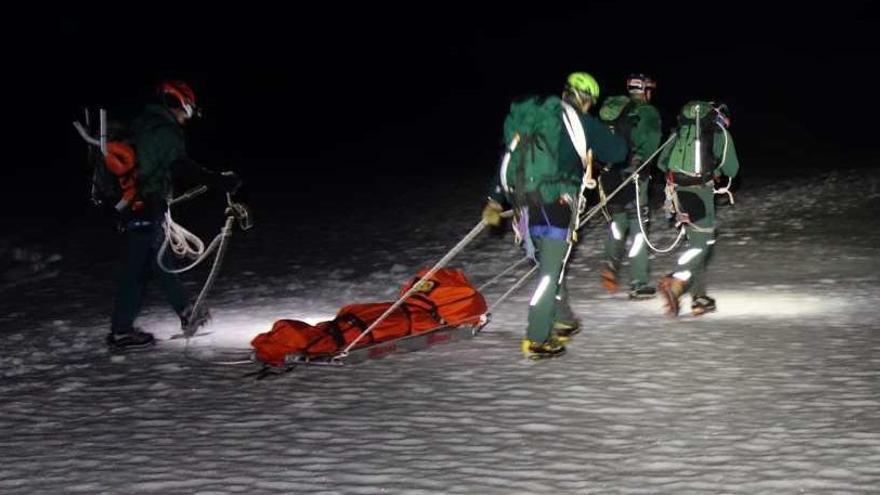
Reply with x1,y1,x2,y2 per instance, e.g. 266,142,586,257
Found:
599,95,636,151
83,111,145,214
666,101,722,178
103,141,144,212
500,96,579,204
598,96,642,206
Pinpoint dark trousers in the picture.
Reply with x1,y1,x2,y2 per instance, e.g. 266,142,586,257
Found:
110,220,188,334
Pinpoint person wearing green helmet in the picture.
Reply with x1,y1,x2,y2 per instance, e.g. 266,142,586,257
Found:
597,73,663,300
656,100,740,317
483,71,627,360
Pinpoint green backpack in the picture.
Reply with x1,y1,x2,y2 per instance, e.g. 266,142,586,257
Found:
599,95,634,128
599,95,636,157
501,96,578,204
666,100,721,178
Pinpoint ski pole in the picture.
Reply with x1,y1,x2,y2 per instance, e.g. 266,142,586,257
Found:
694,104,702,176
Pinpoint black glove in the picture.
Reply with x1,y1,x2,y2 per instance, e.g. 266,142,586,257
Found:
218,171,242,193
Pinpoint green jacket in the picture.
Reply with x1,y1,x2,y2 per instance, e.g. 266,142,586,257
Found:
129,104,187,199
629,100,662,165
489,103,627,204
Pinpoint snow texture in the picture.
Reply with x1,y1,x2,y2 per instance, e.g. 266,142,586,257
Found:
1,167,879,494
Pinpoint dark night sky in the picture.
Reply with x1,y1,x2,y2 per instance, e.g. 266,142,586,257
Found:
4,3,878,222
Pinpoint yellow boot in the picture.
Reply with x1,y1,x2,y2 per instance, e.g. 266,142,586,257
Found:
521,337,566,360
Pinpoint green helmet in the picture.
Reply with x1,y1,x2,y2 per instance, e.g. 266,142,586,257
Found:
565,72,600,102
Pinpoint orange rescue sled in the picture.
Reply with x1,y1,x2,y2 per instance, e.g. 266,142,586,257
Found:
251,268,488,367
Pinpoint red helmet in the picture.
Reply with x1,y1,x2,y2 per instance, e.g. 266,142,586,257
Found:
158,80,200,118
626,73,656,95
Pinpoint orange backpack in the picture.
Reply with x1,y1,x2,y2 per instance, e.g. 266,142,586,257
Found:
103,141,144,212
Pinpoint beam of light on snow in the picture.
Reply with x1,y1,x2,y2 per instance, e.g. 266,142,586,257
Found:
141,308,335,349
673,290,848,319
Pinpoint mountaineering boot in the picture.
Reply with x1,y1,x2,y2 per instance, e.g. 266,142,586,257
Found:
552,319,582,342
600,261,619,293
691,295,717,316
628,283,657,300
180,303,212,336
657,275,686,317
521,337,566,361
106,327,155,352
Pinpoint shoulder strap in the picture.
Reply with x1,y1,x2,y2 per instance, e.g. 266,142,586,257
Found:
561,101,587,162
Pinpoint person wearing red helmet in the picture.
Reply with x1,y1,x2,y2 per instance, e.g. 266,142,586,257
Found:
157,80,201,121
626,73,656,103
107,80,241,352
597,73,663,300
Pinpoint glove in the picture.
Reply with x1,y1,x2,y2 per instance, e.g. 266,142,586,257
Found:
226,201,254,231
218,171,242,193
482,200,504,227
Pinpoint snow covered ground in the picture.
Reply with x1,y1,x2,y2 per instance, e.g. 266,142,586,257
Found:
1,165,879,494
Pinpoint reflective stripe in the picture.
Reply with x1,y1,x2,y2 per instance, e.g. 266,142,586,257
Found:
673,270,692,281
677,248,703,265
611,222,623,240
628,233,645,258
127,219,152,229
499,134,520,193
530,276,551,306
